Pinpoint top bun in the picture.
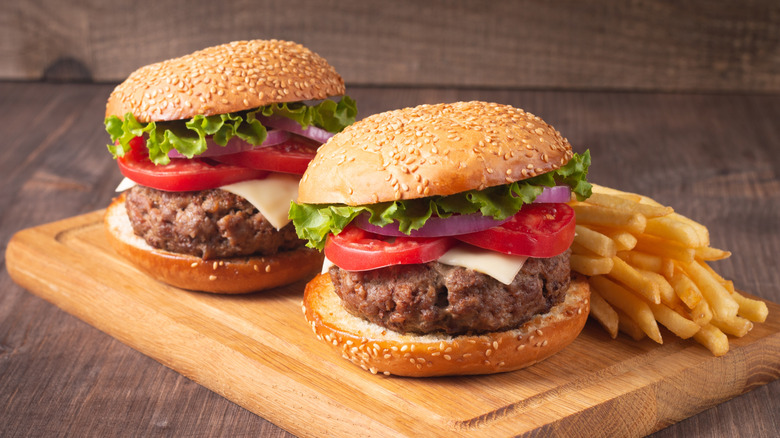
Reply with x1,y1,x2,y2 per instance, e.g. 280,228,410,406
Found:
298,101,574,205
106,39,346,122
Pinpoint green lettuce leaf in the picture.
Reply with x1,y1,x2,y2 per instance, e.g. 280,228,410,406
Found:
105,96,357,165
289,151,592,250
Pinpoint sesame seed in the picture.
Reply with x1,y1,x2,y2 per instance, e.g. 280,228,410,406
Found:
209,275,217,281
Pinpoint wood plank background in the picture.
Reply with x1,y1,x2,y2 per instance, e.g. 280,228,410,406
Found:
2,0,779,91
1,82,779,437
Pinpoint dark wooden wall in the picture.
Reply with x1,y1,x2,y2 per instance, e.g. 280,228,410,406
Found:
2,0,779,91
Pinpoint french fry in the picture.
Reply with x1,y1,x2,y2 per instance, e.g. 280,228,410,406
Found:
601,229,638,252
570,203,647,234
695,246,732,261
571,254,614,276
589,289,619,339
570,241,600,257
648,301,701,339
689,299,714,327
574,225,617,258
669,213,710,248
590,276,663,343
645,216,703,248
681,261,739,321
574,184,764,356
585,192,673,218
698,260,732,289
693,324,729,356
617,251,674,279
640,270,681,308
634,234,695,264
608,257,660,304
590,184,641,202
668,268,704,309
730,290,769,323
711,315,753,338
615,308,646,341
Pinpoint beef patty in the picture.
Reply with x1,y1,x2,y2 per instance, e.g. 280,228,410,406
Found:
125,185,304,259
329,251,570,335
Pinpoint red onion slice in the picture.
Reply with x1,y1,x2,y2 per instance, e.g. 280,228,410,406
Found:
167,130,290,158
258,115,334,143
533,185,572,203
353,212,510,237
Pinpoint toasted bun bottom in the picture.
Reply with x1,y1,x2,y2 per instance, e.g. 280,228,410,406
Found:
104,195,323,294
302,272,590,377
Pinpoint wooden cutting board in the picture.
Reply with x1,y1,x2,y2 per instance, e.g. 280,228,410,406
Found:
6,211,780,437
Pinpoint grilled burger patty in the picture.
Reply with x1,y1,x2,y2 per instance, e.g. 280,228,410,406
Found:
125,185,304,260
328,250,571,336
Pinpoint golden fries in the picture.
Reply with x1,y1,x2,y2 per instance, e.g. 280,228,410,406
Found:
570,203,647,234
570,254,614,276
590,276,663,343
680,261,739,321
589,289,619,339
730,290,768,323
585,192,673,218
574,225,616,258
617,251,674,279
570,183,766,356
695,246,731,261
693,324,729,356
668,267,704,309
608,257,660,304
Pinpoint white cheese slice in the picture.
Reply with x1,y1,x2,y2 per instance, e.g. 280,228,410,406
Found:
437,243,528,285
220,173,300,230
114,177,137,192
321,256,335,275
114,175,299,231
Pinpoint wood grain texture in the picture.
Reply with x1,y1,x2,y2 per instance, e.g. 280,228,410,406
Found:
5,212,780,437
1,0,779,91
1,82,779,437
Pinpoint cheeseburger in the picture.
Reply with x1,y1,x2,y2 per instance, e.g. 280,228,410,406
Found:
103,40,357,293
290,101,591,376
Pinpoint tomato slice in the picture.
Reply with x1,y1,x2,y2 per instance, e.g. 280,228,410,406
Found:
117,137,268,191
211,135,319,175
324,226,457,271
455,203,576,257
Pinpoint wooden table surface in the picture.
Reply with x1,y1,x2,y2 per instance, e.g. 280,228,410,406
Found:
1,81,778,437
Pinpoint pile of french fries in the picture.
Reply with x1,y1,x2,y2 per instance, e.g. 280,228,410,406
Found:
569,184,768,356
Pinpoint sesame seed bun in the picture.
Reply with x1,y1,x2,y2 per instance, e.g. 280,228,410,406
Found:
104,194,323,294
297,101,574,205
105,39,346,123
302,272,590,377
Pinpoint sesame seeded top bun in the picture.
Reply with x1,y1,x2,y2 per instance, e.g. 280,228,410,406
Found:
105,39,346,122
297,101,574,206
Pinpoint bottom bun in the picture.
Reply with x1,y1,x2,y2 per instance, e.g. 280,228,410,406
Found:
303,272,590,377
104,194,323,294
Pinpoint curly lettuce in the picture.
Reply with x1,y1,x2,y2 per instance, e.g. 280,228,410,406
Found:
290,151,592,250
105,96,357,165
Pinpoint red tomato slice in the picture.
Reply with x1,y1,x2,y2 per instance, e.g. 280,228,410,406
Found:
455,203,576,257
211,135,319,175
117,137,268,191
324,226,457,271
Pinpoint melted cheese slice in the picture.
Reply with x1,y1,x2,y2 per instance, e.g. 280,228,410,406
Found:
321,243,528,285
220,173,300,230
437,244,528,285
114,174,299,231
114,177,137,192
